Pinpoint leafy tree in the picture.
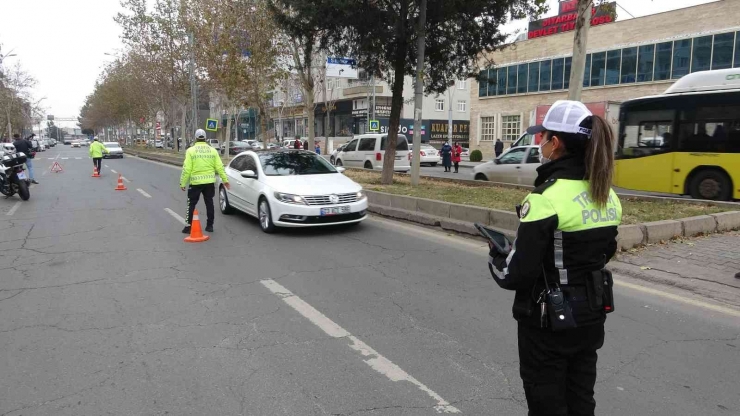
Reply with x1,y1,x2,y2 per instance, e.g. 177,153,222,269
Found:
272,0,546,184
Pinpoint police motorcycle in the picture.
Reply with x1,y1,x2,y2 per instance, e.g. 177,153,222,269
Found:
0,149,31,201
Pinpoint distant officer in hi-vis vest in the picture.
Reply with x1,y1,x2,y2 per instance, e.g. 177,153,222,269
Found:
488,100,622,416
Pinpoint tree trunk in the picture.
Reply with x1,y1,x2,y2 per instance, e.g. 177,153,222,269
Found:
568,0,593,101
381,1,409,185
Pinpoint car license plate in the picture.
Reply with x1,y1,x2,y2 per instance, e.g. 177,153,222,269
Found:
17,172,26,180
320,206,350,216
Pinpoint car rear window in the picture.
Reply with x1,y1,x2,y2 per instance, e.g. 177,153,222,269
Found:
380,134,409,151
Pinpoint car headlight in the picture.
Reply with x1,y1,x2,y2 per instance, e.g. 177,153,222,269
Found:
274,192,307,205
356,191,366,200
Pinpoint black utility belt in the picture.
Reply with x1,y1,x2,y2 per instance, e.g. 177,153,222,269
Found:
540,269,615,331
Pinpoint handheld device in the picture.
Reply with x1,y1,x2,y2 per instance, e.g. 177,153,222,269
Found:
474,223,512,255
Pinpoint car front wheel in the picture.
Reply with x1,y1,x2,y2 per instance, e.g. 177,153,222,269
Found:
258,198,276,233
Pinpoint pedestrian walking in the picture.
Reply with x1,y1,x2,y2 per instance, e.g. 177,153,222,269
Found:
452,142,463,173
315,142,321,154
180,129,230,234
293,136,302,150
495,139,504,158
89,137,109,175
13,134,38,184
440,142,453,172
487,100,622,416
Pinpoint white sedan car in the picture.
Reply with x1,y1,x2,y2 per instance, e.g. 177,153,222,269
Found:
472,145,541,185
409,144,439,166
219,150,368,233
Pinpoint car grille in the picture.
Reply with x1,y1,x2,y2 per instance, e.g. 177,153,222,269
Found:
303,193,358,206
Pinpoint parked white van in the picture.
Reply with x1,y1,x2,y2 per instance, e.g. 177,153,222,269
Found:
335,133,411,172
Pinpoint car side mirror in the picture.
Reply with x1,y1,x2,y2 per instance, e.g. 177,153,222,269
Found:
494,158,501,165
241,170,258,179
336,167,346,173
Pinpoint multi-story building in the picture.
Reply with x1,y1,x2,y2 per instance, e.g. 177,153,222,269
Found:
470,0,740,158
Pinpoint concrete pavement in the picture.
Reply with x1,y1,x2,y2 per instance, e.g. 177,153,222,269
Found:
0,146,739,415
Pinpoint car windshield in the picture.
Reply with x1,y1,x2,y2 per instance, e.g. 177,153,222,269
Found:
259,152,337,176
104,143,120,148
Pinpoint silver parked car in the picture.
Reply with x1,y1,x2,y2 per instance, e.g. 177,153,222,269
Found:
472,144,541,185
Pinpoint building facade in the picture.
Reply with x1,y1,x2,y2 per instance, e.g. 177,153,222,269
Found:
470,0,740,158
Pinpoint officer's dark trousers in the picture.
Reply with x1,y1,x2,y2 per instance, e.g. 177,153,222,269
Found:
518,322,605,416
92,158,102,174
186,183,215,227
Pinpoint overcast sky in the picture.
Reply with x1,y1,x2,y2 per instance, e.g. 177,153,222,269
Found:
0,0,719,127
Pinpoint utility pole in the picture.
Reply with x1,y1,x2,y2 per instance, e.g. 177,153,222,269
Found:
371,74,376,122
447,82,454,144
568,0,593,101
188,32,198,138
322,60,329,153
410,0,427,186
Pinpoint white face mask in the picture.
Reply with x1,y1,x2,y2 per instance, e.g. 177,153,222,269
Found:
538,139,552,164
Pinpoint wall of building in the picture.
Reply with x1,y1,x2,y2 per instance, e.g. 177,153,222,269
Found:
470,0,740,158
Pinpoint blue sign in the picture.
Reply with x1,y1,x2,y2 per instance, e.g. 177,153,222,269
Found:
327,57,356,65
206,119,219,132
369,120,380,132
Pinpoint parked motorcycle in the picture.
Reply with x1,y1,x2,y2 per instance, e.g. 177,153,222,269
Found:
0,151,31,201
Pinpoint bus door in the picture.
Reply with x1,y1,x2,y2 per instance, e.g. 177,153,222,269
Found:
617,115,676,194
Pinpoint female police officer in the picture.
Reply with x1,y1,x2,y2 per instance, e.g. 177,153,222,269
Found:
488,100,622,416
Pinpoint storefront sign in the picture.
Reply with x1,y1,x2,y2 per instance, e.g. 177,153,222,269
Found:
428,120,470,142
528,1,616,40
375,105,392,118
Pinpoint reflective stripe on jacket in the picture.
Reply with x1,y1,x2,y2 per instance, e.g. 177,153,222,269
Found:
180,142,228,188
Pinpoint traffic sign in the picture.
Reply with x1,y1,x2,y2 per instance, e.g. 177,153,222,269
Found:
206,119,219,132
369,120,380,132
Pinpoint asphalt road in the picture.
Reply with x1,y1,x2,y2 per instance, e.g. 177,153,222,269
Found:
1,146,739,416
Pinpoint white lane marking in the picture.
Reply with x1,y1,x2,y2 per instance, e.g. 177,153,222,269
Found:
104,165,109,168
47,158,54,160
6,201,22,216
75,157,82,160
110,169,118,174
61,157,69,160
137,188,152,198
121,176,131,183
260,279,461,414
42,170,48,176
164,208,187,225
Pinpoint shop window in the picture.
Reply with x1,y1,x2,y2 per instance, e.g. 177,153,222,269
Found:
487,69,497,96
691,35,712,73
502,115,521,141
551,58,564,90
637,44,655,83
735,32,740,68
672,39,691,78
540,60,552,92
478,70,488,97
497,67,507,96
507,66,517,95
711,32,734,70
528,62,539,92
583,54,591,87
605,50,620,85
654,42,672,81
621,47,637,83
480,117,496,141
517,64,528,94
590,52,606,87
564,57,572,89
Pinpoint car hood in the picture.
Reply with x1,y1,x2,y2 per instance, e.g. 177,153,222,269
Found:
263,173,361,196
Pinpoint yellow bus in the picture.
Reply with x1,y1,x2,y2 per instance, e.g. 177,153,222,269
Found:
615,69,740,201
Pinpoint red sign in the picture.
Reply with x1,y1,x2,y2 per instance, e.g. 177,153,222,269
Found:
528,2,616,40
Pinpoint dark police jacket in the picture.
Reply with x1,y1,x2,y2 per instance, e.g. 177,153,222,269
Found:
489,155,622,327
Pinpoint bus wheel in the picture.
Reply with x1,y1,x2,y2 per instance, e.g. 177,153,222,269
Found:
689,170,732,201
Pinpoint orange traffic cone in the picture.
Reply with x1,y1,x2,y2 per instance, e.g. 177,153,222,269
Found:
184,209,210,243
92,166,101,178
115,174,127,191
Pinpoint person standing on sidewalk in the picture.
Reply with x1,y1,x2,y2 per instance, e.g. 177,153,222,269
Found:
89,137,109,175
452,142,463,173
13,134,38,184
180,129,230,234
440,142,452,172
487,100,622,416
495,139,504,158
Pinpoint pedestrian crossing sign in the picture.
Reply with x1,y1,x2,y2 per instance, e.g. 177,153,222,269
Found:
206,119,219,132
369,120,380,132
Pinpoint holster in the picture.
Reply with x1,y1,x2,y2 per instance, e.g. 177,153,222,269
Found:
586,269,615,314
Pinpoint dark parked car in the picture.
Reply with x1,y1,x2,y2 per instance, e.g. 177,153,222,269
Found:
225,141,251,155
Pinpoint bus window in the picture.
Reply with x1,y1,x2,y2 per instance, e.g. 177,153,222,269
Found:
678,105,740,152
618,110,674,158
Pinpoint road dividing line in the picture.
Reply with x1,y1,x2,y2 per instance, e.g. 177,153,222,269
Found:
137,188,152,198
6,201,21,216
47,158,54,160
104,165,109,168
260,279,461,414
164,208,187,225
61,157,69,160
121,176,131,183
110,169,118,174
75,157,82,160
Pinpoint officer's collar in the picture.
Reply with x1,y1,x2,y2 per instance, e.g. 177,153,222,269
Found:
534,154,586,187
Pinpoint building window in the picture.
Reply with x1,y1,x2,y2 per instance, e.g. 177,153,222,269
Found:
637,44,655,82
458,101,467,112
517,64,528,94
621,47,637,83
691,35,712,73
435,99,444,111
540,60,552,91
487,69,497,97
712,33,734,70
528,62,540,92
564,57,572,89
672,39,692,78
606,49,621,85
655,42,673,81
591,52,606,87
502,115,521,141
507,66,517,95
497,67,508,95
552,58,564,90
735,32,740,68
582,54,591,87
480,117,496,141
457,80,467,90
478,70,488,97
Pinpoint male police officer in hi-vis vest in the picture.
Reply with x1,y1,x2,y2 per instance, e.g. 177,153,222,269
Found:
180,129,229,234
